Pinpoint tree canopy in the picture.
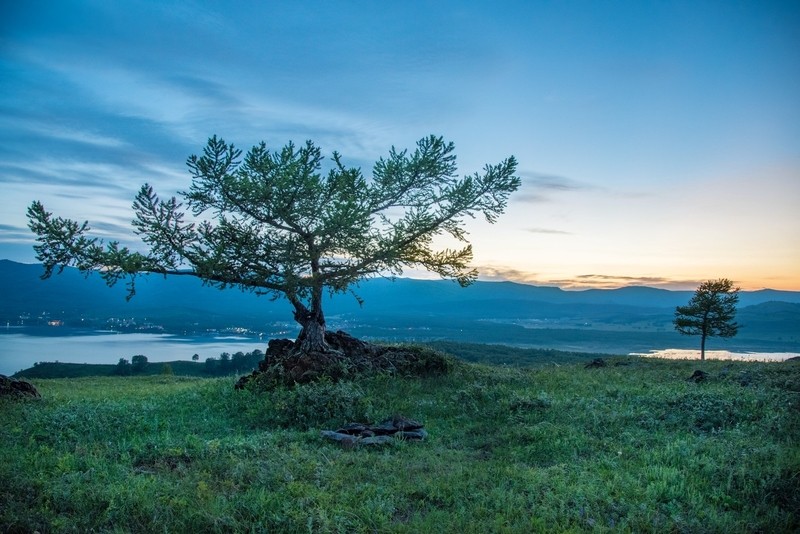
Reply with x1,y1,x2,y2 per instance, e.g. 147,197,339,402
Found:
28,135,521,352
674,278,740,361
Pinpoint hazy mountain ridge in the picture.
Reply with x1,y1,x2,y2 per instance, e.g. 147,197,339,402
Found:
1,260,798,353
3,259,799,316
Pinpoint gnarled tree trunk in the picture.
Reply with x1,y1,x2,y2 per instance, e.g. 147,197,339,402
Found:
290,287,329,354
295,310,328,353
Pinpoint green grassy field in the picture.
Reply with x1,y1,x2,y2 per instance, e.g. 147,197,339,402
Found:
2,352,798,532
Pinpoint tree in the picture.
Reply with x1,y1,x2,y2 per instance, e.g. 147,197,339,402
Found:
114,358,132,376
674,278,740,361
232,351,247,372
131,354,148,373
28,135,520,354
219,352,232,373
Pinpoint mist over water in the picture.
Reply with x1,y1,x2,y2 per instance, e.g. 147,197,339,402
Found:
0,332,264,376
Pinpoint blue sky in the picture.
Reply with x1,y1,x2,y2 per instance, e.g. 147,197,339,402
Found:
1,1,798,289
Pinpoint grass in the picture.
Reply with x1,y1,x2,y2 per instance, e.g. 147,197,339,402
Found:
2,352,799,532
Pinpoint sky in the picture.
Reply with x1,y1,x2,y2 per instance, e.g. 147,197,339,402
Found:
1,1,798,291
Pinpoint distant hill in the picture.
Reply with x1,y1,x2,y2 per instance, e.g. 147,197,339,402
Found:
1,260,798,353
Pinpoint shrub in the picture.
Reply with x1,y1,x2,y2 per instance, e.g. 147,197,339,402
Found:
114,358,132,376
131,355,148,373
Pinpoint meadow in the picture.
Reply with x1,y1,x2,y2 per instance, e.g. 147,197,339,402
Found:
2,350,799,532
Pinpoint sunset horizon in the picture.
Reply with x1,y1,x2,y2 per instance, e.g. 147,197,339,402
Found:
2,2,797,294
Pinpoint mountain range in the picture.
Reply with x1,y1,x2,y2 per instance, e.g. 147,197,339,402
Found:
1,260,798,354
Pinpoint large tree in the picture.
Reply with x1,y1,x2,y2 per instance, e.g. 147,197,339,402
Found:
674,278,740,360
28,135,520,353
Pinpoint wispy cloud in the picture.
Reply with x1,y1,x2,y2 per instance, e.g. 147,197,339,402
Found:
522,172,587,191
514,171,593,204
546,274,703,290
0,224,33,243
526,227,573,235
476,266,544,284
0,160,151,191
6,118,129,149
475,265,703,290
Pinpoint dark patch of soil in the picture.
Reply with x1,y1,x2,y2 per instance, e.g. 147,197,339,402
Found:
236,330,453,389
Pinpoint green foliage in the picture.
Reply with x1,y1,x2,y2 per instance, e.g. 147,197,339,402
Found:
3,359,798,532
114,357,132,376
675,278,740,360
202,350,262,376
131,354,148,373
27,135,521,349
15,349,265,379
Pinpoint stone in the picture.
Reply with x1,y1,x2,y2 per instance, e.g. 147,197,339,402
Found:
391,415,424,431
0,375,41,398
320,431,359,446
321,414,427,447
584,358,607,369
688,370,709,383
371,419,400,435
336,423,370,435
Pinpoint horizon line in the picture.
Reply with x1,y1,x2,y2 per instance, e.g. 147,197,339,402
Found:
3,258,798,293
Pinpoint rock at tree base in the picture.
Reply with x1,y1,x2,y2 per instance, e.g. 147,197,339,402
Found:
688,370,710,382
0,375,41,398
321,416,428,447
235,330,453,389
584,358,607,369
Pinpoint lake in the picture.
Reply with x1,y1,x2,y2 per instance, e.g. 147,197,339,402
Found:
0,331,267,376
3,331,798,376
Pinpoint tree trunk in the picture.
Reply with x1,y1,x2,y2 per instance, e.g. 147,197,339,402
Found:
700,333,706,361
296,312,328,353
291,289,329,354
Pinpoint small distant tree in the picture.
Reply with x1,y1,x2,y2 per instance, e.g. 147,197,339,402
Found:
219,352,232,373
232,351,246,372
674,278,740,361
192,353,200,361
204,357,217,375
114,358,132,376
27,134,520,356
131,354,148,373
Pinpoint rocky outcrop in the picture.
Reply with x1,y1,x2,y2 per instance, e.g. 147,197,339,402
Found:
0,375,41,398
321,415,428,447
235,330,453,388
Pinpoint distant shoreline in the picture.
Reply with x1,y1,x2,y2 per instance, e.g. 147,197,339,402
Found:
631,348,800,362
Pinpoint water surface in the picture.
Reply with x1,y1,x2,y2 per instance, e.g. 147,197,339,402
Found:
0,332,265,375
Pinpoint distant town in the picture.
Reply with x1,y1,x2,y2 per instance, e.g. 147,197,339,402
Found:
5,310,296,339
